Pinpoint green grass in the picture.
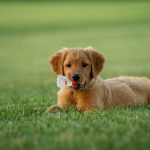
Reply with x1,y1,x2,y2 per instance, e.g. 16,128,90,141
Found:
0,1,150,150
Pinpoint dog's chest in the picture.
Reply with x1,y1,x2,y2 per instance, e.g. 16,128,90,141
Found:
69,90,98,110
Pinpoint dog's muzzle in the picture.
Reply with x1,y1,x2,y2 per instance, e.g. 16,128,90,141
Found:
71,73,80,82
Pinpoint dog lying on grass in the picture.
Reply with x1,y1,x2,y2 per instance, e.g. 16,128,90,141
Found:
48,47,150,112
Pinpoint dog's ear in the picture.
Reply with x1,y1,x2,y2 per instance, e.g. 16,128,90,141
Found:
84,47,105,79
49,49,68,75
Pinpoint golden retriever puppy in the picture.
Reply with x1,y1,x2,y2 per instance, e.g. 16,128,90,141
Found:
48,47,150,112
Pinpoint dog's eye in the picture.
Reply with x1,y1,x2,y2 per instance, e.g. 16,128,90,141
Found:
66,64,71,68
82,63,88,68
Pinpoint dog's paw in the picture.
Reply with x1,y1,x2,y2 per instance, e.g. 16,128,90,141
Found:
47,105,62,113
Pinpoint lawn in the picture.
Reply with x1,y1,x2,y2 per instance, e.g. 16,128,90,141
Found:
0,1,150,150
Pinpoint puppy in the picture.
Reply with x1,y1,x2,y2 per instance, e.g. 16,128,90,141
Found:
48,47,150,112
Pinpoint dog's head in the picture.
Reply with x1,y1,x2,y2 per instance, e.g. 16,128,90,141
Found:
49,47,105,90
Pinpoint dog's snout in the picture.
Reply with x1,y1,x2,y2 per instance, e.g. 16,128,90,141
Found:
72,73,80,82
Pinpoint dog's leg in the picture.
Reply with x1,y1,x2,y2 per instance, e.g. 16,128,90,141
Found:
57,87,74,109
48,87,74,113
47,105,62,113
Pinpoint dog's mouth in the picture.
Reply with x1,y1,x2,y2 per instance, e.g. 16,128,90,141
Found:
72,82,81,90
72,82,85,90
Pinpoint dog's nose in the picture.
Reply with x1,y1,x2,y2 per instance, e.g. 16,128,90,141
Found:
72,73,80,82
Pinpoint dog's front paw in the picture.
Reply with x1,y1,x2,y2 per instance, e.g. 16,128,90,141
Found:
47,105,62,113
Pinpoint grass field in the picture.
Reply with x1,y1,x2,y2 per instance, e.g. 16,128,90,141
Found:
0,1,150,150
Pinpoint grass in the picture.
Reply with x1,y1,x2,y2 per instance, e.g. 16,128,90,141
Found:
0,1,150,150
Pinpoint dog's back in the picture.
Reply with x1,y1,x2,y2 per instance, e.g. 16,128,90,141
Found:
105,77,150,106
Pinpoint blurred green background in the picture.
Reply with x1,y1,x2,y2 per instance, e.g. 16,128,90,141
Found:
0,0,150,92
0,0,150,150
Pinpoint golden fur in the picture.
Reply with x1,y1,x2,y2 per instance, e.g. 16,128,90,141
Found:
48,47,150,112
